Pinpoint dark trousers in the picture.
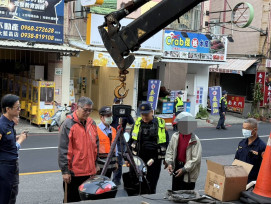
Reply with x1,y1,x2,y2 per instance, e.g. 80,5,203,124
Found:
172,162,195,191
216,112,226,129
9,161,19,204
63,175,89,203
144,159,162,194
0,160,18,204
113,140,125,183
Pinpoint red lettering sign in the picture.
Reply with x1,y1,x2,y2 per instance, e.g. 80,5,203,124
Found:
227,95,245,114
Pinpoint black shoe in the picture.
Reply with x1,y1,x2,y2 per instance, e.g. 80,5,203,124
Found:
221,127,227,130
216,127,220,129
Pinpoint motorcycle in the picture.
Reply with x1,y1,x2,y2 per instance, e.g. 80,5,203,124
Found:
48,101,71,132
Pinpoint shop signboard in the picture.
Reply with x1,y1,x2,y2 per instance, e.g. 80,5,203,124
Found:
86,13,163,51
208,86,221,115
163,30,227,61
93,51,154,69
147,79,161,110
0,0,64,44
256,71,266,107
227,95,245,114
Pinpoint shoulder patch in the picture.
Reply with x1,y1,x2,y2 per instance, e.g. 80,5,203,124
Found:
6,131,11,135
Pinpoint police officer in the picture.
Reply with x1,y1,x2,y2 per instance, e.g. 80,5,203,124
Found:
129,103,169,194
216,90,227,130
174,91,184,115
0,94,27,204
235,118,266,183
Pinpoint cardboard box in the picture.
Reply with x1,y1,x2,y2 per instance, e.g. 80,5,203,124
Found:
205,159,253,202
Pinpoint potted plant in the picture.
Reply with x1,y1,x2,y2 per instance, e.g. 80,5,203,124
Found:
253,82,264,114
247,112,252,118
196,105,209,120
253,113,260,121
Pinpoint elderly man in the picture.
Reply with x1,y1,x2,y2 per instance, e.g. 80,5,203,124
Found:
235,118,266,183
165,112,202,191
129,102,169,194
0,94,27,204
58,97,99,203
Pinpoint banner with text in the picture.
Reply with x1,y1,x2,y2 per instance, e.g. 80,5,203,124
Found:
163,30,227,61
208,86,221,115
93,52,154,69
0,0,64,44
147,80,161,110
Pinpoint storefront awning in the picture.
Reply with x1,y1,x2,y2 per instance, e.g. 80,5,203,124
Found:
0,40,82,55
69,40,163,56
209,59,257,74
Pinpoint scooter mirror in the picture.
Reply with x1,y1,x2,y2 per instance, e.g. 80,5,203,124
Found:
123,132,130,142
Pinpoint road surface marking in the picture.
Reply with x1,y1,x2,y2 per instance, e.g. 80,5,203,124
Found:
20,170,61,176
20,135,270,151
20,147,57,151
200,135,269,141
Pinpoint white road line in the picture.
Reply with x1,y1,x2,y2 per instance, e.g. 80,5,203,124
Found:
20,147,57,151
200,135,269,141
20,135,270,150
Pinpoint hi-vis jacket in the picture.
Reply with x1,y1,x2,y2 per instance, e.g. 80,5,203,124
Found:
58,112,98,177
131,117,168,159
175,97,184,112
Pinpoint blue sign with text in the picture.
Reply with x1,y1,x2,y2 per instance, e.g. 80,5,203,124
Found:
209,86,222,115
163,30,226,61
0,0,64,44
147,79,161,110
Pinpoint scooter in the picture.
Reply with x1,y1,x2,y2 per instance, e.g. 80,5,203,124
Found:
48,101,71,132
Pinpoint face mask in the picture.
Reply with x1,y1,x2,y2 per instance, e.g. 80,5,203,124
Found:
242,129,253,138
104,116,113,125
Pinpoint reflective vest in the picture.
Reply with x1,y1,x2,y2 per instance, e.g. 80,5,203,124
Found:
219,97,228,107
132,117,166,144
97,126,117,154
175,97,184,111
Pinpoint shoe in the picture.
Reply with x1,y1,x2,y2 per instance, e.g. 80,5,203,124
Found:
221,127,227,130
216,127,220,129
113,180,121,186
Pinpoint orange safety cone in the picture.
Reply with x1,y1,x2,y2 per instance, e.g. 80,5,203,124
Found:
253,133,271,198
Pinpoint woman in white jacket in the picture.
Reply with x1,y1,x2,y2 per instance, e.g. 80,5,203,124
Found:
165,112,202,191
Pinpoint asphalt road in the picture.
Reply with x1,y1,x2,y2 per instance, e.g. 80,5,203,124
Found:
16,123,271,204
18,123,271,173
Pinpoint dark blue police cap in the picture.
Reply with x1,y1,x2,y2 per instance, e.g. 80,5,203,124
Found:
139,103,153,114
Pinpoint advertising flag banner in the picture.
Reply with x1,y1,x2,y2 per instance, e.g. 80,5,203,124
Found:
147,79,161,110
209,86,221,115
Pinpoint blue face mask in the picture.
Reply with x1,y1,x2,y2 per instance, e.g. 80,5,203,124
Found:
242,129,252,138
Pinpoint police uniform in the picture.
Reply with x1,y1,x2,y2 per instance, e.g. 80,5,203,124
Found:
174,92,184,115
0,115,19,204
235,137,266,183
216,92,227,129
130,103,169,194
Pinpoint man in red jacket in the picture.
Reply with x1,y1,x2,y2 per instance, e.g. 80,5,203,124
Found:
58,97,99,202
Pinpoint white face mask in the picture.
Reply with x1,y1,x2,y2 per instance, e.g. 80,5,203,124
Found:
104,116,113,125
242,129,253,138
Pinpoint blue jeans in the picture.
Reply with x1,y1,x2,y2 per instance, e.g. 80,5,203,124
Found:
113,139,125,183
0,160,18,204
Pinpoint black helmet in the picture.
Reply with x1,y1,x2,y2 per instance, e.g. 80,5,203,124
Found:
79,175,118,200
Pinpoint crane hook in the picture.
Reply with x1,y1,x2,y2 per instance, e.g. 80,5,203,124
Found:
114,82,129,99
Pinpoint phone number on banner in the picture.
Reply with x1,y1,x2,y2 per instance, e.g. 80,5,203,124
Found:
21,25,55,33
21,33,55,41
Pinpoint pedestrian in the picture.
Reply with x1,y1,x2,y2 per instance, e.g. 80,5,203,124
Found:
129,102,169,194
97,106,118,179
111,98,134,185
58,97,99,203
165,112,202,191
216,90,228,130
173,91,184,131
0,94,27,204
234,118,266,183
